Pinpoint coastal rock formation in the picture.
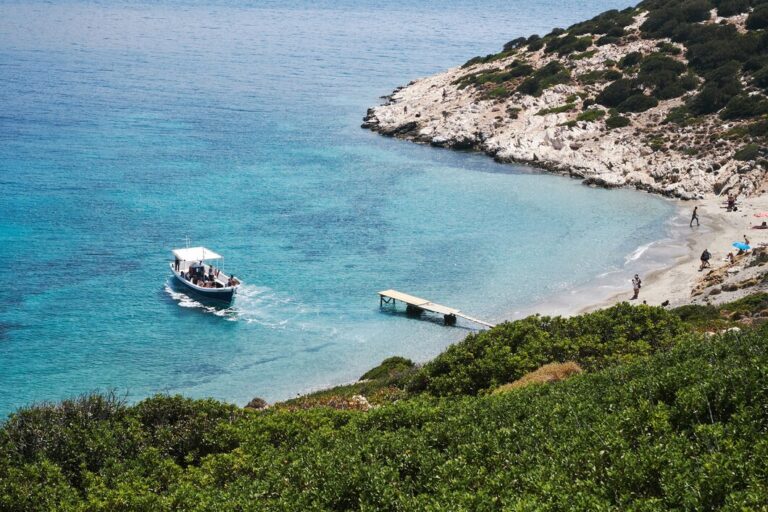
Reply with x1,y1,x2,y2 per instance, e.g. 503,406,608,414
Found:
364,4,768,199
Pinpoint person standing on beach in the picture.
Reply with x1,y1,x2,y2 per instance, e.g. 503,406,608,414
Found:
690,206,699,227
631,274,642,300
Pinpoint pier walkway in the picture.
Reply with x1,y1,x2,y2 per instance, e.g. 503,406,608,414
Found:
378,289,496,328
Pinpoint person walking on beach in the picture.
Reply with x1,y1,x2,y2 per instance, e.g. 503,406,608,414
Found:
690,206,699,227
631,274,642,300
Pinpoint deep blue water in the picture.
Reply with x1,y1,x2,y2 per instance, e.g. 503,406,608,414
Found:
0,0,672,417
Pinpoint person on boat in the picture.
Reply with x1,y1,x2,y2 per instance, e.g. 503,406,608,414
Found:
174,257,180,271
208,267,215,281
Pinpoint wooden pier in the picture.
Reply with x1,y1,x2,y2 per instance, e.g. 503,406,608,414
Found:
378,289,496,328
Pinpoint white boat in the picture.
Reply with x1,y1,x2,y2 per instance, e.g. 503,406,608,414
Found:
169,246,239,302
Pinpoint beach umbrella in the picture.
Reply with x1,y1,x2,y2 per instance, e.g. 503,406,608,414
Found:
733,242,751,251
755,212,768,217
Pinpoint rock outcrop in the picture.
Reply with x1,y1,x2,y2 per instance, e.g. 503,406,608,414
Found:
363,10,768,199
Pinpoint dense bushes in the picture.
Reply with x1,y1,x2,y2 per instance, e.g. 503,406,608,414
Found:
408,302,683,396
606,113,632,128
716,0,750,16
734,142,761,160
516,61,570,96
720,94,768,120
568,8,636,36
747,3,768,30
2,324,768,510
454,60,533,91
459,0,768,126
545,34,593,56
359,356,414,381
596,78,639,107
595,78,661,112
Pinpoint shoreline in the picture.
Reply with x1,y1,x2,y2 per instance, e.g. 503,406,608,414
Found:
511,194,768,321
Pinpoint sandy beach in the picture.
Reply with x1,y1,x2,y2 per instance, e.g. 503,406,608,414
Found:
627,194,768,306
507,193,768,321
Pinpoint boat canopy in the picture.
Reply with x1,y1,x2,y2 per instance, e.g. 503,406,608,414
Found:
172,247,222,261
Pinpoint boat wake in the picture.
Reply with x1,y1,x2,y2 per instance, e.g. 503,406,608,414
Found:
164,282,316,328
164,284,238,319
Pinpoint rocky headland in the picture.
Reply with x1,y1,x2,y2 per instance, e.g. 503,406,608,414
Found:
363,1,768,199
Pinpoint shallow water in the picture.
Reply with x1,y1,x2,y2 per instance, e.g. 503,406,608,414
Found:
0,0,674,416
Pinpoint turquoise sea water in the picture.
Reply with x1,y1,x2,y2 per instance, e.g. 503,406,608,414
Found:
0,0,673,417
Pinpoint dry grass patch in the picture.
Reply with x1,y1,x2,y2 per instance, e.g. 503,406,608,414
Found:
493,362,583,394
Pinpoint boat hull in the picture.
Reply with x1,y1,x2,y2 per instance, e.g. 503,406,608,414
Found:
172,273,235,302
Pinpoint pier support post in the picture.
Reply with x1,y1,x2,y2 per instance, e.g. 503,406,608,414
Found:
406,304,423,317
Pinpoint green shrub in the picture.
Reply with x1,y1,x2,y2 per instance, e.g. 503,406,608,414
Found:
680,0,713,22
656,41,682,55
679,72,700,90
536,102,576,115
753,66,768,90
747,4,768,30
545,34,593,56
577,108,605,122
734,143,761,160
606,114,631,128
503,37,527,52
687,78,740,115
619,51,643,68
749,118,768,137
720,94,768,120
527,37,544,51
656,83,687,99
596,78,639,107
360,357,415,381
487,86,509,99
671,303,720,327
0,392,140,489
665,105,694,125
515,61,570,96
134,395,242,466
568,8,635,36
596,35,621,46
618,94,659,112
716,0,750,17
570,49,597,60
638,54,686,86
462,55,492,68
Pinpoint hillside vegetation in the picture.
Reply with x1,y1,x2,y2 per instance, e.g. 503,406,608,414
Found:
2,295,768,510
464,0,768,134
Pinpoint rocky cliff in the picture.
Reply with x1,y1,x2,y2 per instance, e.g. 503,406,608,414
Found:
363,2,768,199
